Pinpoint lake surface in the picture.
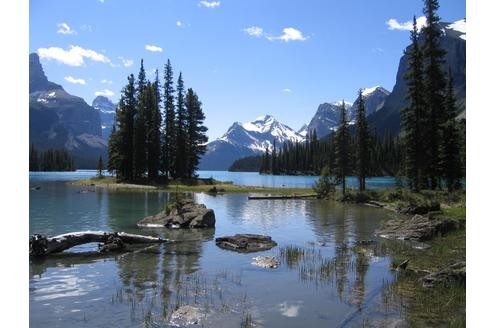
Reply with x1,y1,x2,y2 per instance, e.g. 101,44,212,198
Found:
30,172,406,327
30,170,397,189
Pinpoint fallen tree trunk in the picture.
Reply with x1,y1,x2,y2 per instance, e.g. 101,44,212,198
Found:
29,231,168,257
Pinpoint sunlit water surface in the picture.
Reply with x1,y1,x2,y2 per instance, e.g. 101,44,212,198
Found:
30,172,405,327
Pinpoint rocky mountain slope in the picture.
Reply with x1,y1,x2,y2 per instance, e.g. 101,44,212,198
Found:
29,53,107,168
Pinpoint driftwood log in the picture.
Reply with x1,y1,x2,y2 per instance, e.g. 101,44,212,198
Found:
29,231,168,257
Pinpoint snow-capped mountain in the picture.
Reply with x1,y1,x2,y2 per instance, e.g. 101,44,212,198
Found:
92,96,117,140
305,86,390,138
199,115,304,170
349,86,390,118
306,101,352,138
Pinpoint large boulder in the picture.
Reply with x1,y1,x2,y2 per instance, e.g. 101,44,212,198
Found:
215,234,277,252
137,200,215,229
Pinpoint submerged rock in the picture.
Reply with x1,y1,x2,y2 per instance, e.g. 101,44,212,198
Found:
251,256,279,268
170,305,202,326
215,234,277,253
137,200,215,229
422,262,466,288
376,214,459,242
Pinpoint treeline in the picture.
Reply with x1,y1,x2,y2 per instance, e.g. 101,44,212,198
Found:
259,0,464,193
257,128,402,177
108,59,208,181
29,144,75,172
228,155,262,172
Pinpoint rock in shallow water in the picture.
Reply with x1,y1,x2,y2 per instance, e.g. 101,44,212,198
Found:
215,234,277,253
170,305,202,326
137,200,215,229
251,256,279,268
422,262,466,288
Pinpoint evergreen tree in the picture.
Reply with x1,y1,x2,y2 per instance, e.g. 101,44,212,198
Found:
162,59,176,178
185,88,208,178
97,156,104,178
174,72,187,178
440,69,463,191
271,139,278,174
147,70,162,181
107,125,122,177
422,0,447,189
402,16,427,191
334,100,350,195
355,90,370,191
115,74,137,180
133,59,148,179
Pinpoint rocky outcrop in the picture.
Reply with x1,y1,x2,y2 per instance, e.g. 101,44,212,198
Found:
137,200,215,229
422,262,466,288
215,234,277,252
376,214,459,242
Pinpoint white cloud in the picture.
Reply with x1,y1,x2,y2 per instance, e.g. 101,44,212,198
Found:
176,21,183,27
145,44,163,52
37,45,111,66
64,76,86,85
100,79,113,84
117,56,134,67
267,27,308,42
386,16,427,31
57,23,77,35
243,26,264,38
94,89,114,97
282,88,292,93
198,1,220,8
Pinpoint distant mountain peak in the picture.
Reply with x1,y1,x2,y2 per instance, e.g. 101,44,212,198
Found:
29,52,62,93
200,115,304,170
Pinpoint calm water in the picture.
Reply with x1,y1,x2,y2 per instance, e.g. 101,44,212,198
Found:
29,172,405,327
29,170,397,189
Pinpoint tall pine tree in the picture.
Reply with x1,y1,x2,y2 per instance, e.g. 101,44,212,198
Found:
162,59,176,178
422,0,447,189
185,88,208,178
147,71,162,181
355,90,370,191
402,16,427,191
115,74,137,180
133,59,148,179
334,100,350,195
174,72,187,178
440,69,463,191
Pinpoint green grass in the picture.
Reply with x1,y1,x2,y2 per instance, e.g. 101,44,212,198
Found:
71,176,314,195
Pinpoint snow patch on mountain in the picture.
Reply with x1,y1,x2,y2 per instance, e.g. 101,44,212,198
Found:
445,19,466,40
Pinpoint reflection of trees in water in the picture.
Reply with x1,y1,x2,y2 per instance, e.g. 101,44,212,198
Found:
279,201,386,311
114,225,214,324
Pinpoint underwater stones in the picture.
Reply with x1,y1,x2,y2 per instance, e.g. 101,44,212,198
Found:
215,234,277,253
251,256,279,268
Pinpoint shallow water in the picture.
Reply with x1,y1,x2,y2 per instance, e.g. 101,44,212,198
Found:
30,173,406,327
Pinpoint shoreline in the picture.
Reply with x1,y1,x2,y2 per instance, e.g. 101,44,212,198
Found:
70,176,315,195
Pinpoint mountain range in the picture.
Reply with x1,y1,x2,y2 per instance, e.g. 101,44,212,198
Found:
28,19,465,172
200,19,466,170
29,53,107,168
198,115,304,170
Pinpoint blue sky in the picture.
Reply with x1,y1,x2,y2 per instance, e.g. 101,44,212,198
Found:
29,0,465,139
